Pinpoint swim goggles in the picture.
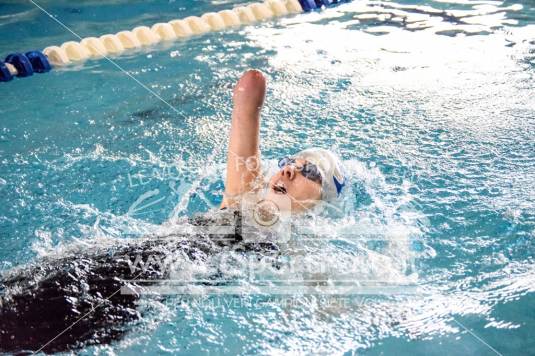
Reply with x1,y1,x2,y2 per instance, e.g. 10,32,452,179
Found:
278,157,322,184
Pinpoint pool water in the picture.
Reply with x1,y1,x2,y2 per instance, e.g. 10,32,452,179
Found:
1,0,534,354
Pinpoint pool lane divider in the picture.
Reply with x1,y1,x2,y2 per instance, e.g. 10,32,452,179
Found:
0,0,351,82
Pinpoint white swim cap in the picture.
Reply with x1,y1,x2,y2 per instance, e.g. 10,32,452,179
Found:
293,148,346,201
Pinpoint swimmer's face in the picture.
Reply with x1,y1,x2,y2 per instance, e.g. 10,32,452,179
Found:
266,158,322,212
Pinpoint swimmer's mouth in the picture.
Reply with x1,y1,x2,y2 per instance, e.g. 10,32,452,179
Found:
271,182,287,195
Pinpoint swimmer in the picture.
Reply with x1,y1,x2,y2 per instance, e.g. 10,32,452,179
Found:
0,70,346,353
222,69,346,213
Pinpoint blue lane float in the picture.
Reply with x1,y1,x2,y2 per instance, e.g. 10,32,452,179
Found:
26,51,52,73
299,0,318,11
1,0,352,83
5,53,34,77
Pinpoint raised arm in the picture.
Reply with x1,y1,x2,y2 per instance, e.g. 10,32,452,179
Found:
221,70,266,209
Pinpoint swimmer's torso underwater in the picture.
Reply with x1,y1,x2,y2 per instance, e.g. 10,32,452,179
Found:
0,70,348,353
0,209,280,353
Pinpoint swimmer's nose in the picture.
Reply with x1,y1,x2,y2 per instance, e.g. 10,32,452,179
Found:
281,165,296,180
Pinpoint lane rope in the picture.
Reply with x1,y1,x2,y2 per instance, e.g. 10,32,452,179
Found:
0,0,349,82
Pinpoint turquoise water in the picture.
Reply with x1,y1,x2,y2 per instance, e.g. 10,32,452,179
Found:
1,0,534,354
